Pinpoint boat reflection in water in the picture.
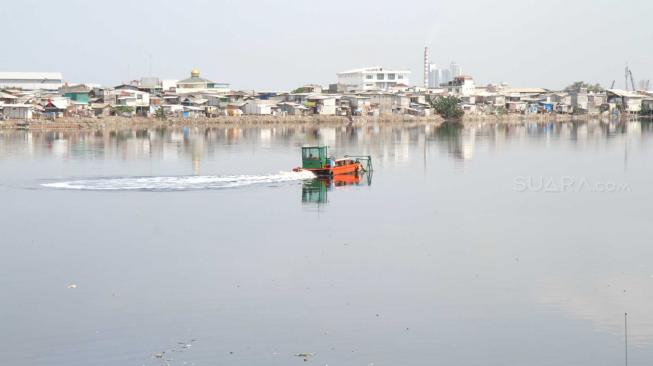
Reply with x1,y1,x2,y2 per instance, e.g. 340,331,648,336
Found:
302,172,372,205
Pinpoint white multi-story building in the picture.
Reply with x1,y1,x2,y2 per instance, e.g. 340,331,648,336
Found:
428,64,438,88
450,62,462,79
336,67,410,92
428,64,447,88
444,76,476,96
442,69,452,85
0,72,63,90
428,64,456,88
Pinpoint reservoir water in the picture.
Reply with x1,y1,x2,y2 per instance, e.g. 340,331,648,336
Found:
1,121,653,365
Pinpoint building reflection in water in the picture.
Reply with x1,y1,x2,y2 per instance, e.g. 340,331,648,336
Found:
0,119,651,168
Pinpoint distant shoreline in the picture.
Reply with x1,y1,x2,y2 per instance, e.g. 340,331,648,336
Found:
0,115,441,130
0,113,639,130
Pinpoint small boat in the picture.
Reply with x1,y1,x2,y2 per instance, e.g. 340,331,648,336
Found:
293,146,371,176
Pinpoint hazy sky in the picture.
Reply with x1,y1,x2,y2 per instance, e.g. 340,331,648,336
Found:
1,0,651,90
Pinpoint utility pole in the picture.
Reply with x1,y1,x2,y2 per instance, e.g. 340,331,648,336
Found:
625,312,628,366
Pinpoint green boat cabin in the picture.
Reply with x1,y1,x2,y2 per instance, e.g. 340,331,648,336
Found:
301,146,328,169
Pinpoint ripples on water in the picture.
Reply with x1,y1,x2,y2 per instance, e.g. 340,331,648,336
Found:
42,171,316,191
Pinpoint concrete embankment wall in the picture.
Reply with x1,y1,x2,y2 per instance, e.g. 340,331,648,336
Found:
0,115,443,130
462,113,600,123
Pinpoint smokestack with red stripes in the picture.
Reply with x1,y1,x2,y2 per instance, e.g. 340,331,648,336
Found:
423,46,429,88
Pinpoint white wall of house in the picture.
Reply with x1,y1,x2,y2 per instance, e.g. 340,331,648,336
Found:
308,97,336,115
0,72,63,90
2,105,33,119
570,89,589,110
243,100,274,115
337,67,411,91
625,97,643,112
446,77,476,96
161,79,178,91
116,90,150,107
206,95,226,107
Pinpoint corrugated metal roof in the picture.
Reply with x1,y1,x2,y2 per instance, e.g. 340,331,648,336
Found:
1,104,34,108
502,88,548,94
62,84,90,93
0,91,18,99
606,89,642,98
177,76,213,84
0,72,63,80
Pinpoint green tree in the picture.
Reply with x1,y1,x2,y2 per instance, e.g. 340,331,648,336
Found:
112,105,134,115
572,106,587,115
428,96,464,120
564,81,604,93
154,107,166,120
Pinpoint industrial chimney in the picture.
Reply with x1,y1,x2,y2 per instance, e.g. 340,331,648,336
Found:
423,46,429,88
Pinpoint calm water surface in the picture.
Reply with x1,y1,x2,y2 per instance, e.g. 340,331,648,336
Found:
1,121,653,365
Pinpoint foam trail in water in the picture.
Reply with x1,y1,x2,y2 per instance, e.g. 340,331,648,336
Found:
42,171,315,191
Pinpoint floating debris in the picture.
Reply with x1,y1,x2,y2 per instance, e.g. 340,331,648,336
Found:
295,353,314,358
295,352,315,361
152,339,197,365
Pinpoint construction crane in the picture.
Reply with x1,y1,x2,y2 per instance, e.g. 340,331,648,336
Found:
629,69,636,91
624,65,637,91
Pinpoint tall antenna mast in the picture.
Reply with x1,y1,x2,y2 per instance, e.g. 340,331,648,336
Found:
625,312,628,366
423,46,429,88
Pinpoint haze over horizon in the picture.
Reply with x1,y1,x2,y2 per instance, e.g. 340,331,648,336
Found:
2,0,651,91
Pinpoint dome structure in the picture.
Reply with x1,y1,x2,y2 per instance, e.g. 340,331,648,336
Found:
176,68,230,94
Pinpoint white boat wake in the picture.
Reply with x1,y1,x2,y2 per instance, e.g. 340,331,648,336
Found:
42,171,315,191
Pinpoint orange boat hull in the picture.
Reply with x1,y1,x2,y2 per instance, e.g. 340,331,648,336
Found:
305,162,362,176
